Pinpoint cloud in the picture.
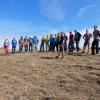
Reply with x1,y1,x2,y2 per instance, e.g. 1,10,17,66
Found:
39,0,66,21
76,5,95,17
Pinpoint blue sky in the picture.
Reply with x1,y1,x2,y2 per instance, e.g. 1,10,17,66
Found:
0,0,100,47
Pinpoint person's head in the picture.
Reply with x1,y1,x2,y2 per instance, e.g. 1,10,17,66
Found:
69,31,72,35
21,36,23,39
63,33,66,36
61,32,64,36
5,37,8,41
94,26,98,31
86,29,89,33
46,35,48,38
34,36,36,38
74,30,77,33
54,34,57,37
13,37,16,40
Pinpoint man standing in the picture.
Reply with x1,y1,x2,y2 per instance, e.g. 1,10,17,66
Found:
64,33,68,52
33,36,39,52
19,36,24,52
92,26,100,55
45,35,50,52
29,36,33,52
53,34,58,52
74,30,82,52
68,31,74,52
24,36,29,52
49,34,55,52
12,37,17,53
40,36,45,52
82,29,92,53
55,32,65,59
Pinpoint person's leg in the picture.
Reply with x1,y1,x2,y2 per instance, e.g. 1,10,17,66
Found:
71,41,74,52
96,39,99,54
12,46,14,53
77,41,80,51
29,44,30,52
14,46,16,53
49,43,51,52
53,42,55,52
68,42,70,52
92,40,96,55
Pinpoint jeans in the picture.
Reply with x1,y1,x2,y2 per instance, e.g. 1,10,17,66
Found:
45,43,49,51
24,45,28,52
29,43,33,52
64,41,67,52
68,41,74,52
12,46,16,53
53,42,58,52
92,39,99,54
75,40,80,51
40,43,44,52
33,44,38,52
49,42,54,52
19,44,23,52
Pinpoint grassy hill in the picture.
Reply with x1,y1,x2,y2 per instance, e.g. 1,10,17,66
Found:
0,49,100,100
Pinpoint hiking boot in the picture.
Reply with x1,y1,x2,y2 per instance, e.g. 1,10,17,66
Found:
82,51,84,53
55,56,59,58
92,53,95,55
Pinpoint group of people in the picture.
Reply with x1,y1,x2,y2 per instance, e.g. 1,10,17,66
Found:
3,26,100,58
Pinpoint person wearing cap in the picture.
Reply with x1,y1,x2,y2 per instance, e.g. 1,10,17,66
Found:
68,31,74,52
29,36,33,52
33,36,39,52
19,36,24,52
74,30,82,52
40,36,45,52
45,35,50,52
4,37,10,55
11,37,17,53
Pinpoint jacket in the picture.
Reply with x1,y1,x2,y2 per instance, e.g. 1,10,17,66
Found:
33,38,39,44
12,39,17,46
4,40,10,46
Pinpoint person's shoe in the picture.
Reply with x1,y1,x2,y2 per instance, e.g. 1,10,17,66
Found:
82,51,84,53
92,53,95,55
55,56,59,58
62,56,64,59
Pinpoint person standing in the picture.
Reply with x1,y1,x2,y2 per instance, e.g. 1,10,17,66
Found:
49,34,55,52
11,37,17,53
82,29,92,53
92,26,100,55
4,37,10,56
64,33,68,52
55,32,65,59
45,35,50,52
74,30,82,52
40,36,45,52
53,34,58,52
19,36,24,52
29,36,33,52
33,36,39,52
24,36,29,52
68,31,74,52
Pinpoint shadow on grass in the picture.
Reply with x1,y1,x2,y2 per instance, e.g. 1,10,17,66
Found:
41,57,54,59
67,52,86,56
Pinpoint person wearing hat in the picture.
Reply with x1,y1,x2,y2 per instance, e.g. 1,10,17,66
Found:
11,37,17,53
4,37,10,55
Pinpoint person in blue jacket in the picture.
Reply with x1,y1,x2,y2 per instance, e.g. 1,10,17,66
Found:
12,37,17,53
49,34,55,52
32,36,39,52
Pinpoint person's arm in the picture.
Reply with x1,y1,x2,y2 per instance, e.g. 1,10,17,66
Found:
90,33,92,38
11,40,13,46
61,37,65,46
83,34,85,40
98,30,100,37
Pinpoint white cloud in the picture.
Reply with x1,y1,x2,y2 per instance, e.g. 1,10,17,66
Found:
76,5,95,17
39,0,66,21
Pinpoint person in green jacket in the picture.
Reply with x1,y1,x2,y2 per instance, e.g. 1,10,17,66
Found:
45,35,50,52
53,34,59,52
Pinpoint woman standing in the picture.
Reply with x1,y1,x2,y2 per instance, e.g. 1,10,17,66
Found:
4,37,10,55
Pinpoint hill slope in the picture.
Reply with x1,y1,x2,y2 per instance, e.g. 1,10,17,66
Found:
0,49,100,100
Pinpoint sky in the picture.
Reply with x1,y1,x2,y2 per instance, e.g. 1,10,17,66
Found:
0,0,100,48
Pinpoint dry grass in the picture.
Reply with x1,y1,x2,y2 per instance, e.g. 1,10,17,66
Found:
0,49,100,100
